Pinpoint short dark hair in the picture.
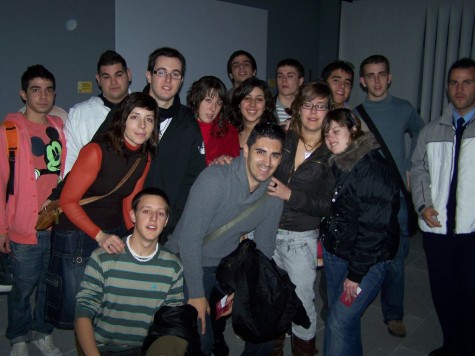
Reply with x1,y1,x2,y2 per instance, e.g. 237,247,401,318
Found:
230,77,277,132
447,57,475,82
186,76,231,137
321,60,354,87
105,92,159,157
227,50,257,79
21,64,56,92
147,47,186,77
247,122,285,148
359,54,390,77
132,187,170,215
276,58,305,78
322,108,363,141
97,50,127,74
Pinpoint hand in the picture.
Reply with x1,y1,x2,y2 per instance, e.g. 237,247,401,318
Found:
188,297,210,335
209,155,234,166
0,233,10,254
421,206,442,228
95,231,125,254
343,278,360,301
267,177,291,201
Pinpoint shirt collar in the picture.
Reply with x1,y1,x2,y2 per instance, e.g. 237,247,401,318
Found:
453,106,475,125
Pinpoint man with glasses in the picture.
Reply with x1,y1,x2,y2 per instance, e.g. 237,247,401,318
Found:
144,47,205,241
226,50,257,99
355,54,424,338
274,58,305,128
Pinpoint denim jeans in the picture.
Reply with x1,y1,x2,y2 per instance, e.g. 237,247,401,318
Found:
273,229,318,340
184,266,274,356
380,197,409,322
45,226,124,329
323,247,389,356
6,231,55,344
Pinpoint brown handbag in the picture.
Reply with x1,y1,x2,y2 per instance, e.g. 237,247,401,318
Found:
35,157,142,231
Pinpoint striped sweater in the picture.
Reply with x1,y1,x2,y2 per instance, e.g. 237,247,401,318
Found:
75,239,184,348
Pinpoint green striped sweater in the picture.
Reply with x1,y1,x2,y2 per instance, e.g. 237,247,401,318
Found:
75,242,184,348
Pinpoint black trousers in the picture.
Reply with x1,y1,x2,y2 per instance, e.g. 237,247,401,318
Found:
423,232,475,355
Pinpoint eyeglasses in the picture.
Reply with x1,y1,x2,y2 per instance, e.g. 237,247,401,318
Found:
301,102,328,111
152,69,182,80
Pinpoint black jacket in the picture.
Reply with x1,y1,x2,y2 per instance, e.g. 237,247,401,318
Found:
216,239,310,343
274,131,334,231
321,133,400,283
144,101,205,239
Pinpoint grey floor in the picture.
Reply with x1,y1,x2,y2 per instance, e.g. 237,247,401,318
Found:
0,232,441,355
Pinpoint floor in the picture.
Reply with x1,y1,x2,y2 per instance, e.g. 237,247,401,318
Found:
0,231,441,355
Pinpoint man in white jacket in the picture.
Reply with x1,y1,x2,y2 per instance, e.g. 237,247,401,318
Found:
411,57,475,356
64,50,131,173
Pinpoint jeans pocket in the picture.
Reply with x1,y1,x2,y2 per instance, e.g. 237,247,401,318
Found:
45,272,62,310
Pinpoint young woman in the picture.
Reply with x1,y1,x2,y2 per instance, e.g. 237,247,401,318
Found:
320,108,400,356
230,77,277,148
45,92,159,329
267,81,335,355
187,76,240,166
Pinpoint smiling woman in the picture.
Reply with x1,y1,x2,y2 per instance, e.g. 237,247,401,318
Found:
44,92,159,329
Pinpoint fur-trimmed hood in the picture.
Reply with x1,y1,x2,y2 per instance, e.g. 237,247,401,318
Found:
330,132,380,172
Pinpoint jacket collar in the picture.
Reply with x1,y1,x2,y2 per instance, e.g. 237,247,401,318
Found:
330,132,380,172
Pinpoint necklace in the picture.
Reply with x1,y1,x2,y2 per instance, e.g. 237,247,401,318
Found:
126,235,158,263
302,140,319,159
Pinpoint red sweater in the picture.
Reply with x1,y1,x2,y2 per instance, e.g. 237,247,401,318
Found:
198,120,240,166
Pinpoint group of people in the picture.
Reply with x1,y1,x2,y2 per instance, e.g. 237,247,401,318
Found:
0,45,473,356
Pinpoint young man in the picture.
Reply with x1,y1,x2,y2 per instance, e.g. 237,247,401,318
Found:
0,65,66,356
411,58,475,356
166,123,286,356
97,47,206,241
274,58,305,127
64,50,131,173
226,50,257,99
75,187,184,355
356,54,424,338
144,47,206,240
321,60,354,109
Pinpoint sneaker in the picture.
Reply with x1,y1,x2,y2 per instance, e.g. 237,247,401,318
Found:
32,335,63,356
0,283,12,292
387,320,406,337
10,342,28,356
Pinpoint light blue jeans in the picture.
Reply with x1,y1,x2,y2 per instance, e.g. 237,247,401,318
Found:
323,246,390,356
7,231,55,344
273,229,318,340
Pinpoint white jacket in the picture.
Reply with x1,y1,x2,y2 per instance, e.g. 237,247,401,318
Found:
64,96,110,174
411,104,475,235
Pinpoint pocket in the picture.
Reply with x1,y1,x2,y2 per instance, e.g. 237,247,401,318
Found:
45,272,62,311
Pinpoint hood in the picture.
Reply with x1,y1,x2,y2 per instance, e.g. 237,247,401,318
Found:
330,132,380,172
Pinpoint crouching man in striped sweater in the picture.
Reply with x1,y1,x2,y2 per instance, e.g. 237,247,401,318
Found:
74,188,184,356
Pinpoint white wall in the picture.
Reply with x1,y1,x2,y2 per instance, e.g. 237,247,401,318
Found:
115,0,267,101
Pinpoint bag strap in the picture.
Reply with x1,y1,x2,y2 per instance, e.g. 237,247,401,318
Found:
57,156,143,213
356,104,410,202
3,121,18,202
203,194,270,245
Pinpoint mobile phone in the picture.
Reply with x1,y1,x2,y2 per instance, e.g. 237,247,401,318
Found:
339,287,362,307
